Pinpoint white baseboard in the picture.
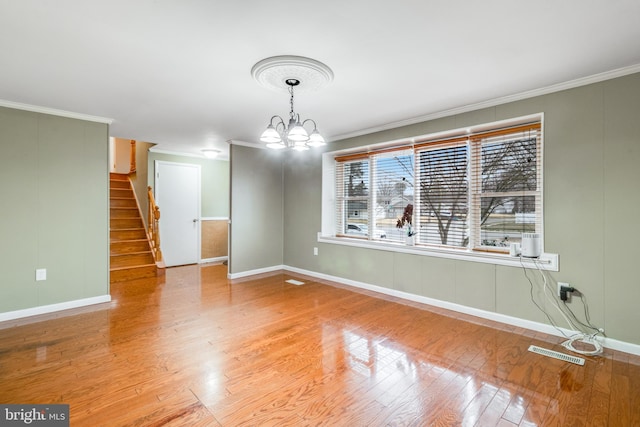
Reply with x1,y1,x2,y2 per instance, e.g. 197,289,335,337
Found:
227,264,284,280
200,256,228,264
283,265,640,357
0,295,112,323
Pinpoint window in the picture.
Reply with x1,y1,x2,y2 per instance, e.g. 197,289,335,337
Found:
471,124,541,251
335,157,370,238
416,138,468,247
336,148,413,242
330,119,543,254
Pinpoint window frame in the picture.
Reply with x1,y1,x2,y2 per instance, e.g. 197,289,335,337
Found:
320,114,559,271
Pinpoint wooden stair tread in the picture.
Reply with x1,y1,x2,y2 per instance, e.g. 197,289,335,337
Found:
110,227,145,231
110,240,153,256
110,250,153,257
111,219,143,227
110,232,145,235
109,264,157,272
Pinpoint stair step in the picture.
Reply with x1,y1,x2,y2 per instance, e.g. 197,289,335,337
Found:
110,173,129,181
110,179,130,189
110,188,133,198
110,198,137,208
110,207,140,219
111,239,151,255
110,220,143,230
110,251,155,268
110,264,157,283
111,217,143,229
110,228,147,241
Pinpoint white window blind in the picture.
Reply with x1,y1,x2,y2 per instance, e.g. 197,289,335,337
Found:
335,156,370,239
415,139,469,248
470,123,542,251
331,120,542,254
371,149,414,242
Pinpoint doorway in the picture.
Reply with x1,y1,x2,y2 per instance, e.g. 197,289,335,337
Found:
155,161,201,267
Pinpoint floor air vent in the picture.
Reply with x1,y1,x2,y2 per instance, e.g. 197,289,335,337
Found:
285,279,305,286
528,345,585,365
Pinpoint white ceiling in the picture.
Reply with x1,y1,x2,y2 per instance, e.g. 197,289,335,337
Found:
1,1,640,159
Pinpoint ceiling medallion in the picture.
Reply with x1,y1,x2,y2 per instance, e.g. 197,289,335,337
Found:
251,55,334,93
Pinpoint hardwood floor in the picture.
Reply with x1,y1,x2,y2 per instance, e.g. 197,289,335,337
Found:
1,264,638,426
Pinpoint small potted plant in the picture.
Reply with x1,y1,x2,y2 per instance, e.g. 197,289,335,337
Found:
396,203,416,245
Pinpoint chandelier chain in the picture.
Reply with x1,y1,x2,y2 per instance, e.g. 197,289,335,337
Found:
289,85,295,120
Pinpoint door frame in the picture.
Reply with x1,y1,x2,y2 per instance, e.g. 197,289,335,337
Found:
154,160,202,266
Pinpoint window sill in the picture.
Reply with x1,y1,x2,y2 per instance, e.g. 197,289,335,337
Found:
317,233,559,271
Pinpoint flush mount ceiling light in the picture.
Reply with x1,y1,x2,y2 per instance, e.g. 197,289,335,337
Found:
201,148,220,158
252,55,333,151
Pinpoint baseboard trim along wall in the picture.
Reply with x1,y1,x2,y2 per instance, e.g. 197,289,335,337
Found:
279,265,640,357
227,265,284,280
201,256,228,264
0,295,112,323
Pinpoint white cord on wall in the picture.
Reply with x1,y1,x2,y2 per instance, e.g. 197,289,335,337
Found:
521,257,605,357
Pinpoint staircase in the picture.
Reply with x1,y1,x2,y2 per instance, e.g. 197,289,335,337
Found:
110,173,158,282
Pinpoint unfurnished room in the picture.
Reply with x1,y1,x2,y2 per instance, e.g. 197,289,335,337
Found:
1,1,639,426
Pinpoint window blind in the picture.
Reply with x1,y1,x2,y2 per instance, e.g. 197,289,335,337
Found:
335,159,370,238
415,141,469,247
470,123,542,251
371,149,414,242
331,119,542,253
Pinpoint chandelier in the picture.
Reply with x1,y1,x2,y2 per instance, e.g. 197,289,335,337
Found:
259,78,325,150
252,55,333,151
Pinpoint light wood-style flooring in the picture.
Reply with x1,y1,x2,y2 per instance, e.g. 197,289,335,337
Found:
1,264,638,426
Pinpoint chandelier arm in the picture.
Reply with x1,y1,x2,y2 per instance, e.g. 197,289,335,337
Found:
301,118,318,130
274,120,286,135
269,115,285,127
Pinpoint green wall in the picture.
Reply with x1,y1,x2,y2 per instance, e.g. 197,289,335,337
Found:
229,145,283,275
147,151,229,218
0,106,109,314
276,72,640,346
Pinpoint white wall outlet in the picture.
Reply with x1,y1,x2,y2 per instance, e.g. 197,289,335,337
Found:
313,247,318,256
35,268,47,281
558,281,569,297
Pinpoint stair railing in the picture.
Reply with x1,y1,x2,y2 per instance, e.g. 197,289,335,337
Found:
147,186,163,263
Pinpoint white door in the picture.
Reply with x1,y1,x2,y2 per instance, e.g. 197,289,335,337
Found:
155,161,201,267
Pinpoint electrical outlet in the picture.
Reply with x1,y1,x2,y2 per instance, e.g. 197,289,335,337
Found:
313,247,318,256
557,282,569,297
36,268,47,281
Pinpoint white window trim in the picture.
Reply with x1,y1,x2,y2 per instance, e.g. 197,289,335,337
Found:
320,113,559,271
317,232,558,271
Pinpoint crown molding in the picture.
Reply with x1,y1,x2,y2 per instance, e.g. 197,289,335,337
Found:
331,63,640,142
0,99,113,124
